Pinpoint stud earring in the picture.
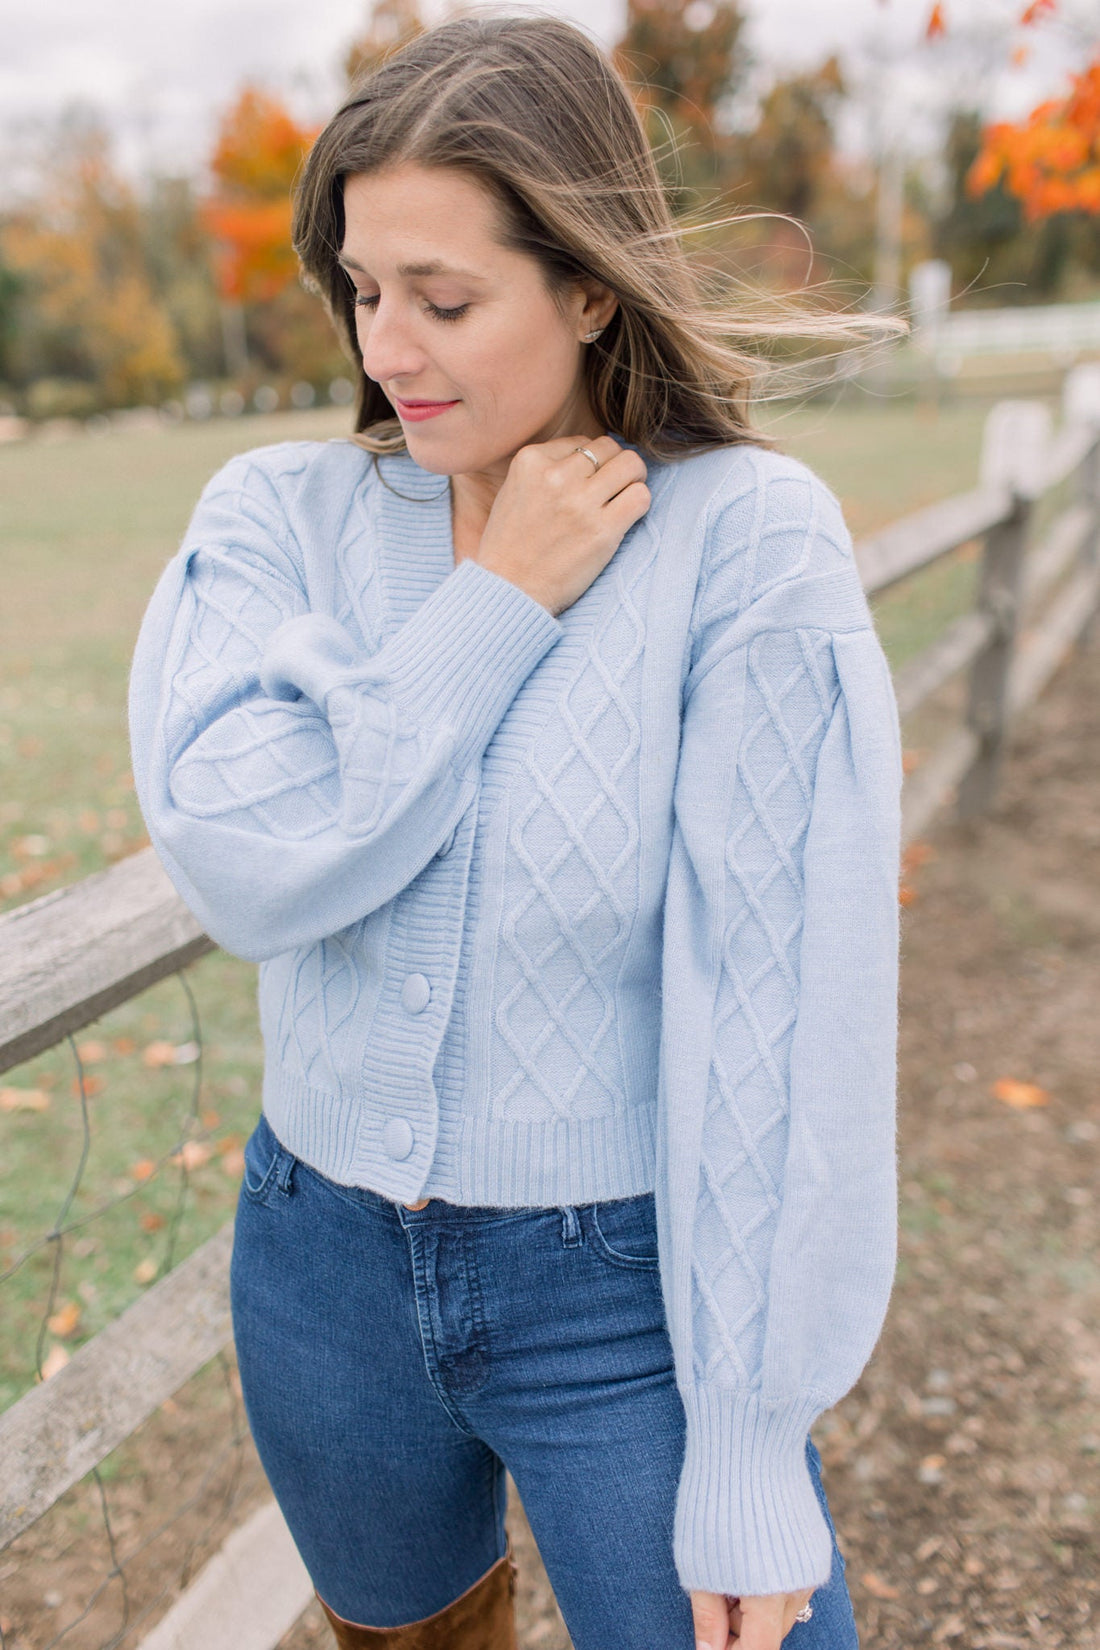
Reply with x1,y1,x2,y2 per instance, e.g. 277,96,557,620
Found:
583,328,605,342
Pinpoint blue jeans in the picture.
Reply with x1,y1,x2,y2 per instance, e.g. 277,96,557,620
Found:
230,1111,859,1648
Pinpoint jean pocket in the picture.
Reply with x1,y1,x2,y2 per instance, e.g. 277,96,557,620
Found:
241,1114,296,1207
589,1192,660,1270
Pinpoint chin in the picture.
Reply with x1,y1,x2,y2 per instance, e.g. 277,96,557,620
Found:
403,427,521,478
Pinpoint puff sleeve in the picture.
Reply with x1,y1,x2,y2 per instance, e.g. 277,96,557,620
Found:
656,479,904,1597
128,453,561,962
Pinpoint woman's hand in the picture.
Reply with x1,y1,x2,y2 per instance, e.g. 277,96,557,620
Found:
691,1586,815,1649
473,434,650,617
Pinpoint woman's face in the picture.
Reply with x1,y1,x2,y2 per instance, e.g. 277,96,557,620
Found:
339,164,613,481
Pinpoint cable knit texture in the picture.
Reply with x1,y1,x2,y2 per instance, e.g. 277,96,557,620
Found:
129,434,903,1600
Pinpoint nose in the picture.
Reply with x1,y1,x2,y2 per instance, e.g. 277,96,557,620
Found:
356,298,425,386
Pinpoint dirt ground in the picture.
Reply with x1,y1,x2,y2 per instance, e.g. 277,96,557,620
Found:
3,629,1098,1649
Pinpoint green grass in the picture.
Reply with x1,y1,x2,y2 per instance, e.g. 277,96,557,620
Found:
0,397,1000,1408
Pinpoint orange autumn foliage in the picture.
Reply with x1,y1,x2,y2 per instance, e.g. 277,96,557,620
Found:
202,87,319,303
926,4,947,41
967,55,1100,221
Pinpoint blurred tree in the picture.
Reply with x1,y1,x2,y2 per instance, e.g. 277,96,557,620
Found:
731,56,844,221
967,56,1100,220
935,99,1100,302
144,175,224,380
0,258,23,389
345,0,426,85
1,119,186,408
613,0,751,208
202,86,317,312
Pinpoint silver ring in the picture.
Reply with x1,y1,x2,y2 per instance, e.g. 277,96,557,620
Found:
573,445,601,475
794,1602,814,1624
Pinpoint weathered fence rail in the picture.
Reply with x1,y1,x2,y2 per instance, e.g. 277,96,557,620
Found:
3,371,1100,1648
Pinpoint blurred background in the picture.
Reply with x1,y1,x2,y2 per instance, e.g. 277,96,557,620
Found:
2,0,1100,427
2,5,1100,1649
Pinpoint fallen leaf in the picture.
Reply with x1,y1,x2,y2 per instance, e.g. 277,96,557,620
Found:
71,1074,104,1098
932,1615,966,1644
134,1258,158,1285
201,1108,221,1129
861,1572,900,1600
918,1452,946,1484
76,1040,107,1063
215,1132,243,1155
221,1146,246,1178
142,1040,176,1068
0,1087,50,1112
899,884,917,906
140,1212,166,1232
13,833,49,859
77,808,100,832
40,1344,70,1380
172,1140,212,1172
130,1158,156,1182
112,1036,136,1056
46,1301,81,1338
991,1077,1049,1109
902,748,925,775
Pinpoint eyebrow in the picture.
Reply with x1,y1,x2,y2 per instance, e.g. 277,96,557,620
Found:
337,253,487,282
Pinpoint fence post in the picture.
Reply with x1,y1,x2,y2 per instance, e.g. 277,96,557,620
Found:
956,400,1051,821
1063,362,1100,653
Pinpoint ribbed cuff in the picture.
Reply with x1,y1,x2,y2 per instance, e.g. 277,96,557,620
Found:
382,558,562,770
673,1386,832,1598
257,559,562,771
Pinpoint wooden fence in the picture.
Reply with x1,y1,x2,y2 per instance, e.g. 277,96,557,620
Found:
2,375,1100,1649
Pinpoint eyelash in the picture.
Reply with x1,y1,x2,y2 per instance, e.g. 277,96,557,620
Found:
353,294,470,324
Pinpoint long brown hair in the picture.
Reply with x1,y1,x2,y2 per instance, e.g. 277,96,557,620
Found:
293,10,905,461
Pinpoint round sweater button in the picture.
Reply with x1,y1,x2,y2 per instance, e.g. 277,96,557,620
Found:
400,973,431,1013
382,1118,414,1160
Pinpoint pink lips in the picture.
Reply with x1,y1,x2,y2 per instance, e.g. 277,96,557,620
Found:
394,398,459,422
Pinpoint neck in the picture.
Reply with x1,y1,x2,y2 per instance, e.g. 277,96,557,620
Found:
448,387,606,559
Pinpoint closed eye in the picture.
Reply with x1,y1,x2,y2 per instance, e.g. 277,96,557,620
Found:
353,294,469,324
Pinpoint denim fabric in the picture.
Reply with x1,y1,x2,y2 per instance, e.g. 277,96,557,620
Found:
230,1112,859,1648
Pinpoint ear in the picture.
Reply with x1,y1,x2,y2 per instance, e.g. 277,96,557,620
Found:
573,277,619,341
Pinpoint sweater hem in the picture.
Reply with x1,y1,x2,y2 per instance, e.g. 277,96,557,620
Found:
260,1066,658,1207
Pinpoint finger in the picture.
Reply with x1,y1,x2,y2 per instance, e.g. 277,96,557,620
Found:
734,1594,786,1650
600,478,651,528
533,433,623,466
589,445,648,497
690,1589,733,1650
563,436,628,475
781,1590,814,1638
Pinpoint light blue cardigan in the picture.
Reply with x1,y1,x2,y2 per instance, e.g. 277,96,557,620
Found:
129,434,903,1601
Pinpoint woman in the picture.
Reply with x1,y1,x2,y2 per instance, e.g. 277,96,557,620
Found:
129,14,905,1649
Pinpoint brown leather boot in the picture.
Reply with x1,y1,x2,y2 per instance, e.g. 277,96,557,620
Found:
316,1540,519,1649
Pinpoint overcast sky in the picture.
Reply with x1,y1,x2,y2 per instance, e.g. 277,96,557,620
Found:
0,0,1093,190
